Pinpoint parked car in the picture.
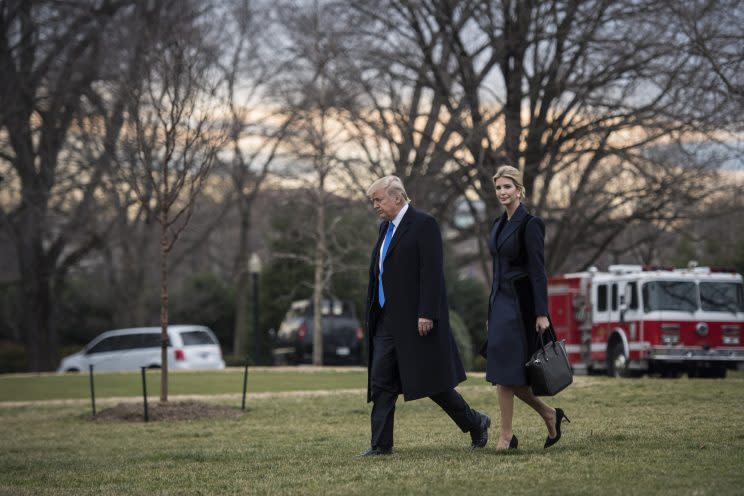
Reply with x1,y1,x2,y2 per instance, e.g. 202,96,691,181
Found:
57,325,226,373
272,299,365,365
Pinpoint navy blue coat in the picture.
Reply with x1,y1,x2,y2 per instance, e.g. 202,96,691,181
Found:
365,206,466,401
486,203,548,385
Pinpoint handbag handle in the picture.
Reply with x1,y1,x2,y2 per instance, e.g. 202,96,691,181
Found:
540,314,558,341
537,324,558,359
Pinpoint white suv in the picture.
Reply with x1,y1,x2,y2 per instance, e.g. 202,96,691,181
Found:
57,325,226,373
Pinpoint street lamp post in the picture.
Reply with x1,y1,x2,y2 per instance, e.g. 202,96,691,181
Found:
248,253,262,364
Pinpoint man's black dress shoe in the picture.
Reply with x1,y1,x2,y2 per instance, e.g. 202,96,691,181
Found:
356,447,392,458
470,412,491,449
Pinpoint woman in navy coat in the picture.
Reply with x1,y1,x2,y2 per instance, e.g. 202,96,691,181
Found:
486,165,569,450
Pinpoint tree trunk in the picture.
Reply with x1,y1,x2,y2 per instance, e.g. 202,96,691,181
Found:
233,204,252,360
16,206,57,371
312,181,326,366
233,270,250,360
159,205,169,402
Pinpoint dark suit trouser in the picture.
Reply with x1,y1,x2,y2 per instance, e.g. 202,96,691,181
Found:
370,313,479,450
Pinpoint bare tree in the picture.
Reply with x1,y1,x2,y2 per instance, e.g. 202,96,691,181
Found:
272,0,362,365
218,0,295,362
98,168,159,328
667,0,744,101
0,0,146,370
345,0,737,276
116,1,227,400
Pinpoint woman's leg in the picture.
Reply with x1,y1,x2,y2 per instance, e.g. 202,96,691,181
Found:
513,385,557,438
496,385,516,449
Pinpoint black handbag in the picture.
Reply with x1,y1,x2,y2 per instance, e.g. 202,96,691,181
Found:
525,327,573,396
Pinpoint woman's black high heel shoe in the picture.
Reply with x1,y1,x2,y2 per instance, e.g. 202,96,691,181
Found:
544,408,570,449
509,434,518,450
496,434,518,451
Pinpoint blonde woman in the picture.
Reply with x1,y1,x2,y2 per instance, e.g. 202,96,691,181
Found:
485,165,569,450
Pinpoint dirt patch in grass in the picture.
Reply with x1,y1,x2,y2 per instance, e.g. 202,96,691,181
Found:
94,400,243,422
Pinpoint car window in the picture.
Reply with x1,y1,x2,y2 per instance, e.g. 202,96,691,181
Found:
320,300,350,315
117,334,143,350
283,301,357,322
329,301,353,316
319,301,355,317
141,333,161,348
285,303,309,319
179,330,217,346
87,336,122,354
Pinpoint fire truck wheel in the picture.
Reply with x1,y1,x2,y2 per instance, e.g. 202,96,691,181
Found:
607,341,630,378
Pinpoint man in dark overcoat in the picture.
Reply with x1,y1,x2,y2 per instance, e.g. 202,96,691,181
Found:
358,175,490,457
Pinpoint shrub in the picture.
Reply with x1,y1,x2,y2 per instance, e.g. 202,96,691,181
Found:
447,277,488,362
449,310,473,371
224,354,252,367
471,354,487,372
171,273,235,352
0,341,28,374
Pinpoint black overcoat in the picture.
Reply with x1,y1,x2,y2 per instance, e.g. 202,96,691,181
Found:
365,206,467,402
485,203,549,385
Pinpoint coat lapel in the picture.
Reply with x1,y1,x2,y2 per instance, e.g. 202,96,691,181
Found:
489,213,506,252
496,204,528,250
383,205,414,261
371,221,387,277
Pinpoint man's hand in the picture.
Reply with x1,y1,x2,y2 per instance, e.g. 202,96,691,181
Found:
418,318,433,336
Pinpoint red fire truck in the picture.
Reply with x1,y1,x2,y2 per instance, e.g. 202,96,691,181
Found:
548,264,744,378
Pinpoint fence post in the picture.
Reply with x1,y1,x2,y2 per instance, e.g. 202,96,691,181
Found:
141,367,149,422
241,355,249,411
88,364,96,417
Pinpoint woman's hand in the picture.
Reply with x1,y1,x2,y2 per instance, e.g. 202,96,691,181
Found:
536,315,550,334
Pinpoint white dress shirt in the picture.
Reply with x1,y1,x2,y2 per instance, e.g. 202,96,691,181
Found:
379,202,409,272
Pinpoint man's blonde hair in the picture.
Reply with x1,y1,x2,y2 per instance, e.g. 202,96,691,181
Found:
493,165,526,200
366,175,410,203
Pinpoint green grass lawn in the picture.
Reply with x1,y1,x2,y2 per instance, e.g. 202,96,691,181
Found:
0,367,368,403
1,370,744,495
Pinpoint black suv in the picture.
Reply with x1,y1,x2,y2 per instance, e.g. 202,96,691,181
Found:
272,299,364,365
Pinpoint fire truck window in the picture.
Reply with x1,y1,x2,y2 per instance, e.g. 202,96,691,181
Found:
597,284,608,312
628,282,639,310
611,284,618,311
642,281,697,313
700,282,744,313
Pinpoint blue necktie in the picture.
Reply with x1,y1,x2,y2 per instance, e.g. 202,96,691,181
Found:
378,222,395,307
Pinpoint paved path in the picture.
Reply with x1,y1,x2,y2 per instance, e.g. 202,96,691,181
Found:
0,374,603,409
0,384,495,408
